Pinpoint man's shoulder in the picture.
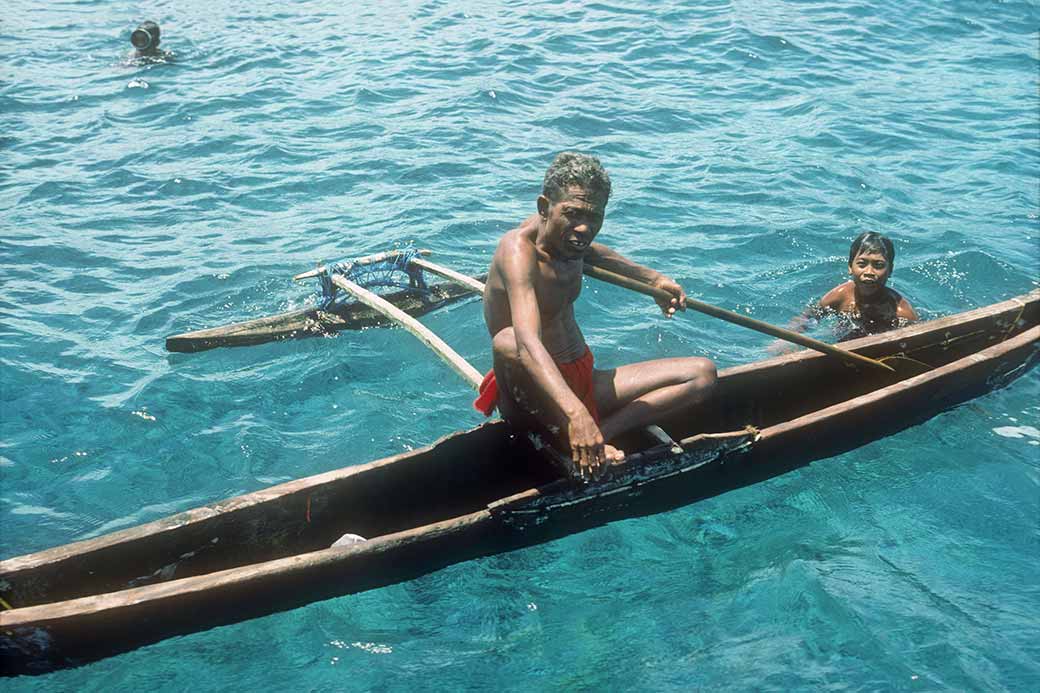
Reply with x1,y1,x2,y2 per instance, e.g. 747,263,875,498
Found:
496,218,539,254
489,220,538,278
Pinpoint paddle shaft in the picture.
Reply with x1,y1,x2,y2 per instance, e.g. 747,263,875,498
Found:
583,264,895,372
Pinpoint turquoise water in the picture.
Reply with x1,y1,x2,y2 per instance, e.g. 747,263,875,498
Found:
2,0,1038,688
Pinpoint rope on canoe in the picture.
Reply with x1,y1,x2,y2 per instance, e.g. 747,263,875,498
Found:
874,306,1027,373
318,249,431,311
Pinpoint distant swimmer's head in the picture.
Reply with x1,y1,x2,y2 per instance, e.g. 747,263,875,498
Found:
130,21,161,56
539,152,611,258
848,231,896,294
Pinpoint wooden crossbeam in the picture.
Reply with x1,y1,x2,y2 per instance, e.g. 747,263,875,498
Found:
292,249,433,282
410,258,486,295
330,275,483,391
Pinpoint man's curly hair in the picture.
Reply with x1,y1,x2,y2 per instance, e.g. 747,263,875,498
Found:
542,152,612,203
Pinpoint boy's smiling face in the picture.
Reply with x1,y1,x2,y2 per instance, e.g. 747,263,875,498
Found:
849,250,891,296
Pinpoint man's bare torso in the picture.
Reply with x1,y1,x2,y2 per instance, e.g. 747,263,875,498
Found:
483,214,589,363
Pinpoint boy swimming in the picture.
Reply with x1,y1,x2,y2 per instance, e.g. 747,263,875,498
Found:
783,232,918,344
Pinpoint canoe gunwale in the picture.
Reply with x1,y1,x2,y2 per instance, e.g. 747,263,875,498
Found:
758,323,1040,443
0,509,495,628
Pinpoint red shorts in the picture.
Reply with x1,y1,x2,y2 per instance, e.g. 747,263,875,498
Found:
473,346,599,423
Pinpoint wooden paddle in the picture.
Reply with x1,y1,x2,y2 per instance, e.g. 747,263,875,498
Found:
583,264,895,373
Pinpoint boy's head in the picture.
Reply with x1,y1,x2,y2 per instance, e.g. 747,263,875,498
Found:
848,231,895,294
848,232,895,266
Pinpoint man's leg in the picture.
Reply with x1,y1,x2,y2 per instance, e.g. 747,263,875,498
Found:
593,357,716,442
491,327,562,432
490,327,523,422
491,328,601,466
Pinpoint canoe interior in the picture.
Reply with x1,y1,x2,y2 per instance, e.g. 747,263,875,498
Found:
0,424,554,609
2,291,1037,611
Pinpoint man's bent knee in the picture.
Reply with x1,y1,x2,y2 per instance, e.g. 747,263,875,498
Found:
490,328,535,424
491,327,520,364
686,357,717,392
693,357,717,383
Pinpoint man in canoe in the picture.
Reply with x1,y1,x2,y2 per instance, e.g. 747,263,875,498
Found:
474,152,717,481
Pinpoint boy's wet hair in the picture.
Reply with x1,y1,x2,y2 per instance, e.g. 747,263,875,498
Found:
848,231,895,266
542,152,612,203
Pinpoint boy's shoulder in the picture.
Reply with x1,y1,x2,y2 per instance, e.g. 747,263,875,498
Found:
819,281,854,310
886,286,919,321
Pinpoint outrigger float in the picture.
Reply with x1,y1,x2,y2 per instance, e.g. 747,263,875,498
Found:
165,249,486,353
2,247,1037,674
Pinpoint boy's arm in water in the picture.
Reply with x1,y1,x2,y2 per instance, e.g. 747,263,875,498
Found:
584,243,687,317
768,282,851,354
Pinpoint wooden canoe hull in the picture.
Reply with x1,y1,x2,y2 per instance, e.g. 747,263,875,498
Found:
0,510,513,675
165,277,485,353
3,290,1037,674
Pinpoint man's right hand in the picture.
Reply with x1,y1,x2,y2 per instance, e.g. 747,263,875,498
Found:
566,409,608,481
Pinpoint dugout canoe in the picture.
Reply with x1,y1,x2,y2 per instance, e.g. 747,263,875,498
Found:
165,275,486,353
3,289,1038,675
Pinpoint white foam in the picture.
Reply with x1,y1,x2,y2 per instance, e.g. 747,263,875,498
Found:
992,425,1040,440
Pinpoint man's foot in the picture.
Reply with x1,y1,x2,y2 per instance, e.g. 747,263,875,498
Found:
605,444,625,464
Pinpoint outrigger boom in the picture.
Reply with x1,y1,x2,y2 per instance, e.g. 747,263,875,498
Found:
328,272,484,390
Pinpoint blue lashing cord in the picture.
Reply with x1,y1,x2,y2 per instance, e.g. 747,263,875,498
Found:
318,249,431,311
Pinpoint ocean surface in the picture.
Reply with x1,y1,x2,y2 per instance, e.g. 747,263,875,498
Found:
2,0,1038,689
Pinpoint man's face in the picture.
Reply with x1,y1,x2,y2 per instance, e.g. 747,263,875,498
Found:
540,185,607,259
848,250,891,296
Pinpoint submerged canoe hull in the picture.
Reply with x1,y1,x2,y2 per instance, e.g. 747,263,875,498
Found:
3,291,1038,674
